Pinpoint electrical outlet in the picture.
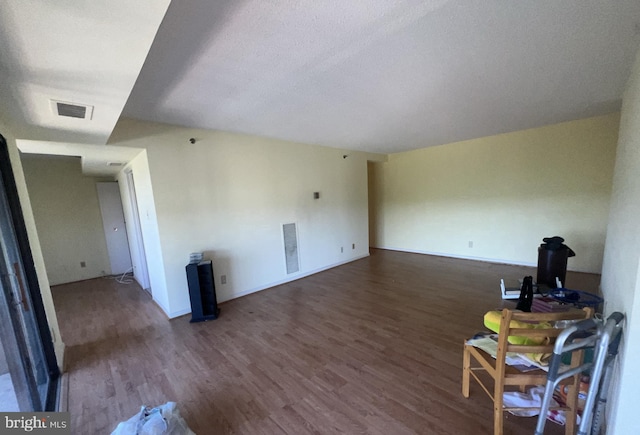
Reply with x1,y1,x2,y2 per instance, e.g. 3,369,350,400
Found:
468,241,473,248
341,247,343,253
80,261,86,268
352,243,355,249
221,275,227,285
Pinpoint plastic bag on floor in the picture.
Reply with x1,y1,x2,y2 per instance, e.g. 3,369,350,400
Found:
503,386,580,426
111,402,195,435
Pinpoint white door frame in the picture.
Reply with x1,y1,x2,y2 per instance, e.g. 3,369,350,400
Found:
125,170,150,292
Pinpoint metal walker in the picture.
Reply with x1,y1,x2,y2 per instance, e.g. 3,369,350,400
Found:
534,312,624,435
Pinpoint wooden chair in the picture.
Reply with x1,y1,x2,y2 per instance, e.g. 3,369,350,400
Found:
462,307,593,435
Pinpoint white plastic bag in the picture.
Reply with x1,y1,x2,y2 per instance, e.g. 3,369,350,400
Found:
111,402,195,435
503,386,581,426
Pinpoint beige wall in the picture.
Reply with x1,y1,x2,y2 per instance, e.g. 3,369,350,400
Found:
370,113,620,274
1,123,64,368
109,118,381,317
601,48,640,435
21,155,112,285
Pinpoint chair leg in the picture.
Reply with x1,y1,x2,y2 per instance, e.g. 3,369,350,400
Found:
462,344,471,398
493,402,504,435
565,349,583,435
564,380,579,435
493,375,504,435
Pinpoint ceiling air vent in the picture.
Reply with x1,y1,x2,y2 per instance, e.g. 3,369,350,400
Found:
50,100,94,120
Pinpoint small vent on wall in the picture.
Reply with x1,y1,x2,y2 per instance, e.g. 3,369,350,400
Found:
107,162,124,167
283,223,299,274
50,100,94,120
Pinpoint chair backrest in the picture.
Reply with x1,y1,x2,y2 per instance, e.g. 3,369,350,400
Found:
495,307,594,368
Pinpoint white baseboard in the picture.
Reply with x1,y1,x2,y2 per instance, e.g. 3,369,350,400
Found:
218,253,370,303
377,245,537,267
152,297,173,318
157,248,595,320
168,307,191,319
163,254,370,317
375,245,595,273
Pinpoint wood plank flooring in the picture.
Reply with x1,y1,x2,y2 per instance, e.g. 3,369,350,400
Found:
52,249,600,434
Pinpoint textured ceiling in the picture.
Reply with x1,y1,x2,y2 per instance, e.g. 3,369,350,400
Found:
2,1,640,160
123,0,640,153
0,0,170,145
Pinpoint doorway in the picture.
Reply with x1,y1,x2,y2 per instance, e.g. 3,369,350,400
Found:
0,135,59,411
96,181,133,275
367,161,382,248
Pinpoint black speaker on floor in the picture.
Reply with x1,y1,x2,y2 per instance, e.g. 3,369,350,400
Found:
186,260,219,323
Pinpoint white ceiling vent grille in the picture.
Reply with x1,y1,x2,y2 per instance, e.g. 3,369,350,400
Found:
50,100,94,120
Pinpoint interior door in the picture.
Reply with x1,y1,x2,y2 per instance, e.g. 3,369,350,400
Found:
0,134,59,411
96,182,132,275
125,170,150,291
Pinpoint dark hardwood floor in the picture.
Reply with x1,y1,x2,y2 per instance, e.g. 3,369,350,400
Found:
52,249,600,434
